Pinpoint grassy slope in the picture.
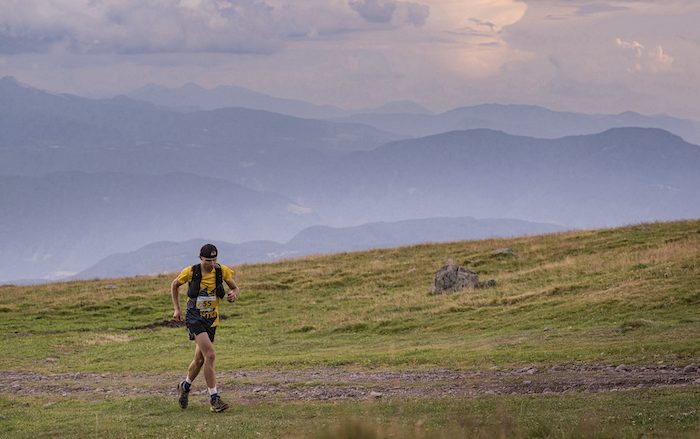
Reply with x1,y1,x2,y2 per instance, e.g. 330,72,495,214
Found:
1,220,699,438
1,219,698,372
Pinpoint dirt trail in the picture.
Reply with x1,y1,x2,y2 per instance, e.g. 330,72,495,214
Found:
2,364,699,402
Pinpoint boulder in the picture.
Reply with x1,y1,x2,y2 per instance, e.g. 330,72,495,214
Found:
431,264,494,294
432,264,479,294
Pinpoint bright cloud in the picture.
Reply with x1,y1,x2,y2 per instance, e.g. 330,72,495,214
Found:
650,45,674,73
616,37,674,73
425,0,526,33
615,38,644,57
416,0,529,78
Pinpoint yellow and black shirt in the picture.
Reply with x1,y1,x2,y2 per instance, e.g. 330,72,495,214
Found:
178,263,234,327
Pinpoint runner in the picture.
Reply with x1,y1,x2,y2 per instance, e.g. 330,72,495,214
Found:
170,243,240,412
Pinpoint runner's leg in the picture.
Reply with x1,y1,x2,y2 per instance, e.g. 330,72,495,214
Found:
187,344,205,382
194,332,217,389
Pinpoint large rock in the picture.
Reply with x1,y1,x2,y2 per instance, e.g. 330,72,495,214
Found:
431,264,496,294
431,264,479,294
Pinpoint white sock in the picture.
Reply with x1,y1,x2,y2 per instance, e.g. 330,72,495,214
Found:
182,377,193,391
208,386,218,396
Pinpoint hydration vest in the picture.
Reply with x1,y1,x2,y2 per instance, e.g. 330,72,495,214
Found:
187,263,225,299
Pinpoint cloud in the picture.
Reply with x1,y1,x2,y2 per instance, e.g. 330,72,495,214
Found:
394,2,430,26
615,37,644,57
650,45,674,73
0,0,282,55
615,37,674,73
348,0,429,26
0,0,433,55
349,0,396,23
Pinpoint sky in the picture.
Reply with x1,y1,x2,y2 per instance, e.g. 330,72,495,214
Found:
1,0,699,118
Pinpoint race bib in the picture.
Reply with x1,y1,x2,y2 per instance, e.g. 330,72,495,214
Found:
195,295,216,311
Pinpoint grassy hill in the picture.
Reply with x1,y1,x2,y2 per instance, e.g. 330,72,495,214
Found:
3,219,699,372
1,219,699,437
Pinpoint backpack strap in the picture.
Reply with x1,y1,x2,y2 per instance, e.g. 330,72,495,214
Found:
188,263,225,299
214,264,225,299
187,264,202,298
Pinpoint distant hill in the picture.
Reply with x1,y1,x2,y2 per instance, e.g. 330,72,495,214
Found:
3,77,700,281
357,100,433,115
128,82,351,119
285,217,562,254
72,216,563,280
0,172,316,282
0,76,400,175
332,103,700,145
127,83,433,119
290,128,700,228
73,238,285,280
127,83,700,144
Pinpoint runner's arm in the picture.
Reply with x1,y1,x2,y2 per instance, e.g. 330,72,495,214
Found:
171,278,184,321
225,277,240,303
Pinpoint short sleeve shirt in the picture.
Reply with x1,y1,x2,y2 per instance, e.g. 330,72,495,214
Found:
178,263,234,327
177,263,234,291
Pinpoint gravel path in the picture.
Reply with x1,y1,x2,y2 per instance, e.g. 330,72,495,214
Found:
2,364,699,401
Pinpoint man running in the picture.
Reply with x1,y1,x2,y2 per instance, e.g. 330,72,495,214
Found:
170,243,240,412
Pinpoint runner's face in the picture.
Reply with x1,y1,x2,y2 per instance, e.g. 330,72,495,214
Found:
200,256,217,272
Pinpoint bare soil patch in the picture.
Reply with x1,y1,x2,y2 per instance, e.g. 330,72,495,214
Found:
2,364,699,402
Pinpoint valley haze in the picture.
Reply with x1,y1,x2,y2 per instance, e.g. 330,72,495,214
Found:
1,77,700,283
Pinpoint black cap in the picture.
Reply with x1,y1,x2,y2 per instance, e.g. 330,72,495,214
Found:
200,243,218,258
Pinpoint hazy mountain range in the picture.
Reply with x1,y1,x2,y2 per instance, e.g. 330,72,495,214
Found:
74,217,563,280
332,105,700,145
125,81,700,146
0,171,316,282
1,76,699,283
300,127,700,227
0,76,399,173
127,82,433,118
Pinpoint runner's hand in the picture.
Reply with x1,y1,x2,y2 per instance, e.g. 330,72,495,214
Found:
173,308,182,321
227,290,238,302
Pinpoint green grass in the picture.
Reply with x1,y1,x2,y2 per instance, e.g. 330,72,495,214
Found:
1,219,700,437
1,220,698,372
1,388,699,438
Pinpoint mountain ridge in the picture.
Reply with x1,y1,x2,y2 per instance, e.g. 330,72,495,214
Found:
70,216,564,281
0,76,400,155
3,77,700,283
0,171,316,282
332,103,700,145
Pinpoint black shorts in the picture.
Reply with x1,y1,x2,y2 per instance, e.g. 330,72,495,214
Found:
187,321,217,343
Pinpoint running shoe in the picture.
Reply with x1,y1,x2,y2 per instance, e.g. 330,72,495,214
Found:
210,394,230,413
177,381,189,409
